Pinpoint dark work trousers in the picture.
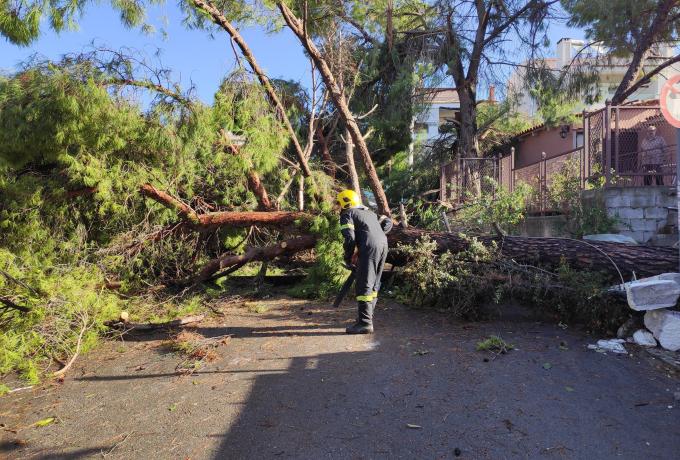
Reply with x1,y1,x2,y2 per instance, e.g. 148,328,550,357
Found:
643,164,664,186
355,244,388,325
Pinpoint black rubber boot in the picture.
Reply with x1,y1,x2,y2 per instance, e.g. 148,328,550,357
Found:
345,321,374,334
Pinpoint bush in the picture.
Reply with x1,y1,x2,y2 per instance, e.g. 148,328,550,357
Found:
394,235,500,319
454,180,533,233
393,236,628,333
288,211,350,300
547,159,618,238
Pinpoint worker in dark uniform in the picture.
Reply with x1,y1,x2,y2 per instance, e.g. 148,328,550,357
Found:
337,189,392,334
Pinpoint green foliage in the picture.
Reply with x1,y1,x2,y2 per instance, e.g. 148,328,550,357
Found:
526,261,630,334
562,0,680,57
454,181,533,233
394,235,499,319
476,100,533,154
381,151,440,204
0,57,294,381
288,212,349,299
0,0,153,46
476,336,514,353
405,199,447,231
547,159,618,238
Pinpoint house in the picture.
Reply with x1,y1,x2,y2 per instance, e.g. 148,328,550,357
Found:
508,38,680,118
412,88,460,144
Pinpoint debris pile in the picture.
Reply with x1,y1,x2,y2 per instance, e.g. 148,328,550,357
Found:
608,273,680,353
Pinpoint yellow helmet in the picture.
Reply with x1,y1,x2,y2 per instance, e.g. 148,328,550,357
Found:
336,189,361,209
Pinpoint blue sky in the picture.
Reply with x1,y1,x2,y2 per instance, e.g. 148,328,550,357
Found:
0,3,583,104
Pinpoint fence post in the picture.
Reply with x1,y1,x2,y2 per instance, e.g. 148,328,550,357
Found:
493,154,498,198
605,100,612,185
510,147,515,192
615,106,620,176
541,151,547,215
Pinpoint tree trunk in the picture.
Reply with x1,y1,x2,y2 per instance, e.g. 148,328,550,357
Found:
387,228,678,280
611,0,676,105
345,127,361,196
277,2,391,217
457,85,479,158
316,125,336,178
247,170,273,211
139,187,678,282
191,0,312,178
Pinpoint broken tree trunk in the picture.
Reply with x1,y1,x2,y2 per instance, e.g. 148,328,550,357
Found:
140,184,309,232
185,235,317,285
387,228,679,280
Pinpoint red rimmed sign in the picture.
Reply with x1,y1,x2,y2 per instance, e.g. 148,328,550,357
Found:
660,74,680,128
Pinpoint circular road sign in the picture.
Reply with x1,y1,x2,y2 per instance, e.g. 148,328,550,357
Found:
660,74,680,128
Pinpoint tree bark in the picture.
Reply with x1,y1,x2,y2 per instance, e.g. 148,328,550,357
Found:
316,125,336,178
345,127,361,195
387,228,678,280
277,2,391,217
190,0,313,178
247,169,274,211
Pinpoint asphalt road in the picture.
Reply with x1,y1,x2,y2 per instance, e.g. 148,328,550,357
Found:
1,295,679,459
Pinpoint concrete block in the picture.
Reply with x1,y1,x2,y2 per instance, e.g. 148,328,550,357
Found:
644,309,680,351
621,230,644,243
583,234,638,245
650,234,679,247
643,231,658,243
656,190,677,207
630,195,657,208
615,207,644,219
644,207,668,219
629,218,658,232
625,279,680,311
632,329,657,347
605,195,629,208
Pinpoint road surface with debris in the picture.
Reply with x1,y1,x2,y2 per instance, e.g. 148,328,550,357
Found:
1,294,679,459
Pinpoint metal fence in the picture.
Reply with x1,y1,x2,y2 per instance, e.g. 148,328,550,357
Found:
441,103,677,214
440,157,501,204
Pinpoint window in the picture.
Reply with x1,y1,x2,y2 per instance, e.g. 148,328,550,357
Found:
575,131,584,148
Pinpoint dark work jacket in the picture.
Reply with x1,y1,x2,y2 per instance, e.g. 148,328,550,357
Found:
339,206,392,265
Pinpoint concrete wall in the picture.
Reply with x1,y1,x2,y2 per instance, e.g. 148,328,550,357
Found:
582,187,676,244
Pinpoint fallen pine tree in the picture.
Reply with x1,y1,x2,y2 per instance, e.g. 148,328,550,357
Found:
140,184,679,284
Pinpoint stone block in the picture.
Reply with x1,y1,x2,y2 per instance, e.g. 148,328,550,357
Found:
615,208,644,219
644,207,668,219
644,309,680,351
632,329,657,347
625,279,680,311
